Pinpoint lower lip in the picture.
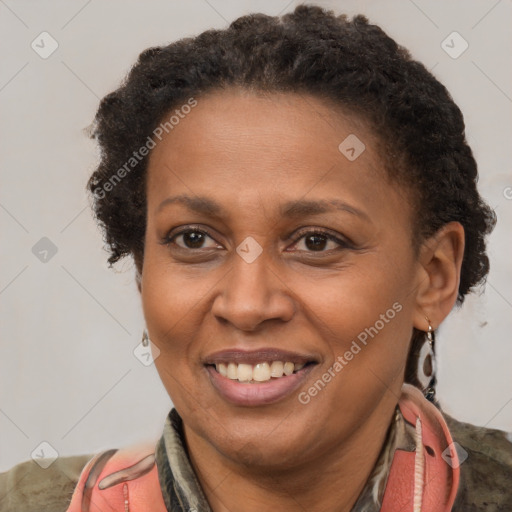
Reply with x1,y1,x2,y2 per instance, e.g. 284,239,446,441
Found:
206,365,315,406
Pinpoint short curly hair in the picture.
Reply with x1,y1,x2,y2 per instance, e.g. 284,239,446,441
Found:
88,5,496,388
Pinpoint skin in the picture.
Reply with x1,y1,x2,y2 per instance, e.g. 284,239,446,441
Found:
139,88,465,511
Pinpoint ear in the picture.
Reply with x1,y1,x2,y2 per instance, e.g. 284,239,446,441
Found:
413,221,465,330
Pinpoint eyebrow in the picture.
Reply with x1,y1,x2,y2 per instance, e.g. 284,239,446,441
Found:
156,194,369,222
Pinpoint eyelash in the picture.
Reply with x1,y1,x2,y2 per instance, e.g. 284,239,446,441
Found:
162,225,351,254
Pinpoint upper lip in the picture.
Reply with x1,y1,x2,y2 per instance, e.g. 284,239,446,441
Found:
203,348,318,365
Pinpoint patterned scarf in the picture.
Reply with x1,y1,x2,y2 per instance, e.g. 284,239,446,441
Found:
155,407,418,511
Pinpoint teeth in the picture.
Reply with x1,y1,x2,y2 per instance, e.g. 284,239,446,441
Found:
253,363,270,382
270,361,284,378
283,362,294,376
214,361,307,383
237,363,252,382
227,363,237,379
218,363,227,377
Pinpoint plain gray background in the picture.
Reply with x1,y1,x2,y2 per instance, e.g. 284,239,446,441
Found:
1,0,511,472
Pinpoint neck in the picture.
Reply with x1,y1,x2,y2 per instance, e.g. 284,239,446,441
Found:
183,403,396,512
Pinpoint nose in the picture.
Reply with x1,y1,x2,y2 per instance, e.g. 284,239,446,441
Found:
211,249,296,331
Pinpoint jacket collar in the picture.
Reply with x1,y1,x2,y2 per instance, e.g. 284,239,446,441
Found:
155,383,459,511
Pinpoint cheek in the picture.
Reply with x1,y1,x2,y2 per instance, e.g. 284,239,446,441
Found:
139,239,237,412
141,273,205,412
305,256,412,339
294,285,413,443
140,248,204,388
141,271,208,363
300,254,415,394
140,229,212,337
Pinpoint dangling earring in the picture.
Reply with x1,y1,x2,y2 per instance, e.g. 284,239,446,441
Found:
141,329,150,347
417,317,437,402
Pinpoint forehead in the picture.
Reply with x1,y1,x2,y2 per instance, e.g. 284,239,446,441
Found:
145,89,407,225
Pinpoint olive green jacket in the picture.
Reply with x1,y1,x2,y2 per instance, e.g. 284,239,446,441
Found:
1,409,511,511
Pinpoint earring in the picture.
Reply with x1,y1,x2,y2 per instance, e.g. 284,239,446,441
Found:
141,329,150,347
417,317,437,402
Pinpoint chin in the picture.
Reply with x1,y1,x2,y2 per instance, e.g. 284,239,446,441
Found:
219,435,307,471
199,411,318,471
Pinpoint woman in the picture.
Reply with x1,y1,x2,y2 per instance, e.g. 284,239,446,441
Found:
1,4,511,511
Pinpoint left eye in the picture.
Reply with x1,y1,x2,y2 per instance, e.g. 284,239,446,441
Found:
291,231,347,252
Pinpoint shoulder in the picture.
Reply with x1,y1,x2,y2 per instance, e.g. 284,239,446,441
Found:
0,454,94,512
443,412,512,511
64,441,167,512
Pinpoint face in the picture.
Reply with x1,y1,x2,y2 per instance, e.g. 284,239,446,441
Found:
141,88,422,470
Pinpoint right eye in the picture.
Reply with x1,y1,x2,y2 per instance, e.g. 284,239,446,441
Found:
163,226,222,251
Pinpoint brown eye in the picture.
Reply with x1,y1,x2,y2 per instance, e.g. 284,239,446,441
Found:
303,234,329,251
164,228,220,250
291,230,349,253
179,231,208,249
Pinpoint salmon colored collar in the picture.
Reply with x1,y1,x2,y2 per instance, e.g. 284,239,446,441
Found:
66,383,459,512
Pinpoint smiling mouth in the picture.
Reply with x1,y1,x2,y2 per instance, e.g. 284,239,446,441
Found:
207,361,315,383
